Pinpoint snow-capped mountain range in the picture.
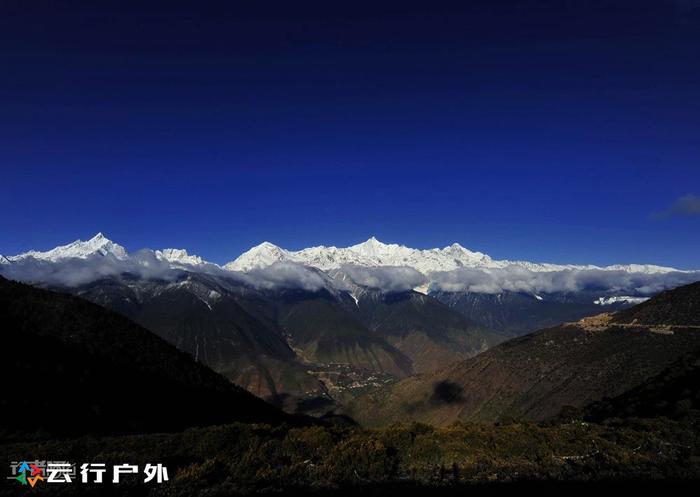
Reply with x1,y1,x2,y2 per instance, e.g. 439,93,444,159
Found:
1,233,684,275
1,233,697,298
1,233,205,268
224,236,681,275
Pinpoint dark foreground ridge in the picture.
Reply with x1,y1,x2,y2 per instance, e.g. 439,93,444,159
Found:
612,281,700,326
0,276,299,441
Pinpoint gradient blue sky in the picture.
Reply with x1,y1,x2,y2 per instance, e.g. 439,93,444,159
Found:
1,1,699,268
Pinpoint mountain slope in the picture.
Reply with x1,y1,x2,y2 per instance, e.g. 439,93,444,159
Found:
582,283,700,421
612,281,700,326
72,274,420,412
275,289,413,377
0,276,294,440
72,274,325,407
431,290,634,336
347,281,700,427
585,345,700,421
348,290,501,373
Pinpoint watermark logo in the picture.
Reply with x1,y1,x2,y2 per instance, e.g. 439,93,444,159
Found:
8,461,168,486
13,462,44,487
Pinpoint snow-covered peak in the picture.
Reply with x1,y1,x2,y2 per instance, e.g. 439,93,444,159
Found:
224,241,289,271
350,236,393,256
8,233,128,262
346,237,412,262
439,242,492,265
445,242,467,252
155,248,207,267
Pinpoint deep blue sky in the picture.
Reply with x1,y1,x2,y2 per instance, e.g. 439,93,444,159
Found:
1,1,699,268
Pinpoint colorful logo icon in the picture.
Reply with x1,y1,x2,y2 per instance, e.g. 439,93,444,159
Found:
15,461,44,487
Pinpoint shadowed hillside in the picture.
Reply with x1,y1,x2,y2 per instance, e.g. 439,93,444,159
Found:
275,289,413,376
349,290,501,374
612,281,700,326
69,275,498,414
346,281,700,427
585,345,700,421
0,276,297,441
73,274,325,407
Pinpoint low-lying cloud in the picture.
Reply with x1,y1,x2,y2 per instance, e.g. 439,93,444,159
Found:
2,253,698,297
0,253,329,292
0,250,181,287
339,265,427,292
237,261,327,292
428,266,700,296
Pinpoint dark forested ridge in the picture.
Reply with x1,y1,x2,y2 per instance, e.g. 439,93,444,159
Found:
585,345,700,421
612,281,700,326
0,276,297,441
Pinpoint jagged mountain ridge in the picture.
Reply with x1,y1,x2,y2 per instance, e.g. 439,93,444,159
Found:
225,236,683,275
2,233,695,304
1,232,688,277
